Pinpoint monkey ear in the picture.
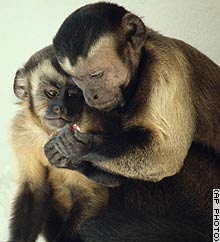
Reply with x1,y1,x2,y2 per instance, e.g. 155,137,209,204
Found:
122,13,147,48
13,68,28,100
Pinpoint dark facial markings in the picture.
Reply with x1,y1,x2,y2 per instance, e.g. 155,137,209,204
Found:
33,77,84,130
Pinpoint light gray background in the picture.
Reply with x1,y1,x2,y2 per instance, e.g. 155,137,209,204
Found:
0,0,219,241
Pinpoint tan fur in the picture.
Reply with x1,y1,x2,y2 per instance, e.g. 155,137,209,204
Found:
94,36,220,181
10,107,50,185
10,101,108,218
10,51,108,235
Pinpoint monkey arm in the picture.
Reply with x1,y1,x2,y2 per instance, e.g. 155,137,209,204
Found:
45,123,148,159
46,130,188,183
45,100,194,183
73,128,187,183
91,95,196,182
44,131,125,187
87,52,200,182
44,124,148,185
44,116,191,183
85,126,149,158
45,61,196,183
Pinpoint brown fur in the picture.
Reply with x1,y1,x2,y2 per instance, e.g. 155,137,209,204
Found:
94,35,220,181
10,108,108,217
60,14,220,182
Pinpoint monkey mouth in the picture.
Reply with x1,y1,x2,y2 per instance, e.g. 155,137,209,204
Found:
90,96,121,111
45,117,72,129
45,115,73,122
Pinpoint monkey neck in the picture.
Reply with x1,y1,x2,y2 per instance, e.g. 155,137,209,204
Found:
122,48,147,111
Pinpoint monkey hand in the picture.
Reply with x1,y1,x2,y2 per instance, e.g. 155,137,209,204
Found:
44,136,74,168
44,124,95,167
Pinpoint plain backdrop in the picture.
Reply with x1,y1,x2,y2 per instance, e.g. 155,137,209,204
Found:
0,0,219,241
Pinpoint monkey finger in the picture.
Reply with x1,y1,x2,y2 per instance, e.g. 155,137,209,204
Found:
45,145,60,161
51,151,64,160
74,129,92,145
49,151,66,166
48,134,57,143
44,139,56,152
54,137,73,157
67,160,84,170
62,130,86,152
55,157,70,168
49,134,57,141
63,123,75,143
45,139,56,149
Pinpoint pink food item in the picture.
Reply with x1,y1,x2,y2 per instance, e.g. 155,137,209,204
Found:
71,124,80,133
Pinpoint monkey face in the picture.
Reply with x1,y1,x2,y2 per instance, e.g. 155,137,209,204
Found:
30,60,84,130
58,36,130,112
53,3,147,112
39,82,83,130
14,55,84,132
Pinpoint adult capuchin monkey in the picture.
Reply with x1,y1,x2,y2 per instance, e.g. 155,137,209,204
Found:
9,45,108,242
43,2,220,242
45,2,220,182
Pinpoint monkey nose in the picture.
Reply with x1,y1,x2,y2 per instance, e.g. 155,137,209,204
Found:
53,105,63,114
86,89,99,101
93,94,98,100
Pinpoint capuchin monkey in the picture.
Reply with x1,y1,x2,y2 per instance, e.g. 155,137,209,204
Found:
43,2,220,242
9,45,108,242
45,2,220,182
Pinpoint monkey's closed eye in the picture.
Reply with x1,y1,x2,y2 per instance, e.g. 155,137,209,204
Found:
89,71,104,79
45,90,59,98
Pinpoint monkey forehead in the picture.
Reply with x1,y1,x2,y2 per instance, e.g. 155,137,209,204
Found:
59,35,121,77
30,59,68,94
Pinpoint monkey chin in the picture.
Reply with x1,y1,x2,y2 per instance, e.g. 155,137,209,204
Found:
90,94,124,112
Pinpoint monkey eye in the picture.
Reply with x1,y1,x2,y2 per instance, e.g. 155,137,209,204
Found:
45,90,59,98
89,71,104,79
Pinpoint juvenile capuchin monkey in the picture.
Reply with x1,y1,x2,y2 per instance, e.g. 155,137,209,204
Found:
45,2,220,183
9,45,108,242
